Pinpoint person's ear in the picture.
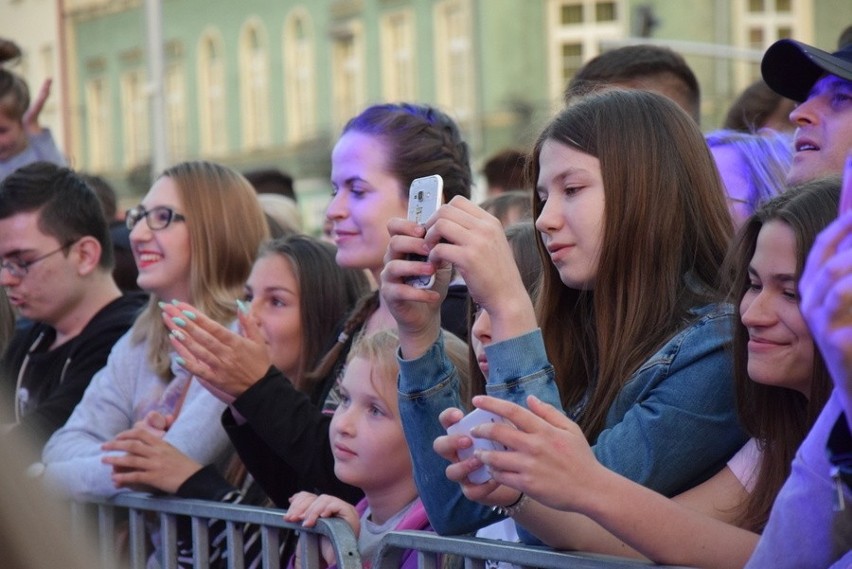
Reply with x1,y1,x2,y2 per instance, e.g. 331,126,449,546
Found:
74,236,103,276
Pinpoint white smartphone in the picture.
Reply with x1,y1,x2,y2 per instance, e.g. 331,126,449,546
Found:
446,408,510,484
405,174,444,289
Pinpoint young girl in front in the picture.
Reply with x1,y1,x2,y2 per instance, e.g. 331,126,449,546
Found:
285,329,469,569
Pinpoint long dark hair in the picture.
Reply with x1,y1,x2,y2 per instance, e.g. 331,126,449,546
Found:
257,235,370,395
726,177,839,530
528,89,733,439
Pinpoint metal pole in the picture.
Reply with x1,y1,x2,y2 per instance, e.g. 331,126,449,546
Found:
145,0,168,177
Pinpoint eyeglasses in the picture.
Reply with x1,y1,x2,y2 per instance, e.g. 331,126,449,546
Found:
126,206,186,231
0,241,75,279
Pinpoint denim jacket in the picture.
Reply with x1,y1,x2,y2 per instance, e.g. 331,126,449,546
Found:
398,302,747,536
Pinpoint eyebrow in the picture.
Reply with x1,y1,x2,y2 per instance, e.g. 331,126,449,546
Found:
537,167,591,192
807,75,852,98
747,266,797,284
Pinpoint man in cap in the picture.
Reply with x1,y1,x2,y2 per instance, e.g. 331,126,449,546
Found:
761,38,852,184
744,38,852,569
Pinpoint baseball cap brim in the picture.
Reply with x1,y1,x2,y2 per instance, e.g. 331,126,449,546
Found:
761,39,852,102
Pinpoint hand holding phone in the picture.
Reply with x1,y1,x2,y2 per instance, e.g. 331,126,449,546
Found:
446,408,510,484
405,175,443,289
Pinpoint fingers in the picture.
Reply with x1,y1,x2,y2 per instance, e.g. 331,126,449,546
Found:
438,407,465,430
284,493,351,528
23,78,51,131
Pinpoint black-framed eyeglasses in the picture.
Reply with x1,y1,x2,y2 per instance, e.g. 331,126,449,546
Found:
0,241,76,279
125,206,186,231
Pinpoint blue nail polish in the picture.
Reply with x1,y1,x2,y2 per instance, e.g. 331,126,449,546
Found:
157,301,167,309
171,299,180,306
172,317,187,327
181,310,196,320
175,356,186,367
236,299,249,314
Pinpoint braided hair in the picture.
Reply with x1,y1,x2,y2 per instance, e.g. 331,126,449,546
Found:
341,103,472,203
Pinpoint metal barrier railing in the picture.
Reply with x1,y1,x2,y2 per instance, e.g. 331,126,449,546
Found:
72,492,361,569
73,493,694,569
371,530,696,569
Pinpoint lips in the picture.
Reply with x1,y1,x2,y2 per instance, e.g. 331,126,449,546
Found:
134,251,163,269
333,442,357,459
748,336,788,352
794,136,819,153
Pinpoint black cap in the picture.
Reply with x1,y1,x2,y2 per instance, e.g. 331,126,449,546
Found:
761,39,852,102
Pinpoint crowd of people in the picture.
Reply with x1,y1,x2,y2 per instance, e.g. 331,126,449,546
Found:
1,29,851,569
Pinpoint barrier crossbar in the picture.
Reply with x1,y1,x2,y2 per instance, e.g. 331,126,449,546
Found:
371,530,697,569
72,492,361,569
73,493,694,569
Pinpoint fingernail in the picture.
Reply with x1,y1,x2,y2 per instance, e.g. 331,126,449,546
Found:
175,356,186,366
181,310,196,321
236,299,249,314
157,301,167,309
171,299,180,306
170,329,186,341
172,317,187,328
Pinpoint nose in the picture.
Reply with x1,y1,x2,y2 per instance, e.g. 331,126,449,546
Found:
0,265,18,285
740,290,776,328
128,216,152,244
332,405,355,437
325,191,348,222
534,195,561,234
471,307,493,348
789,97,818,127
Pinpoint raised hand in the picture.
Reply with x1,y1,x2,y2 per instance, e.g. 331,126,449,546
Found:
23,78,51,136
160,301,271,403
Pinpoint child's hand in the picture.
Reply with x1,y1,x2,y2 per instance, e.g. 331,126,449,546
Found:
285,492,360,568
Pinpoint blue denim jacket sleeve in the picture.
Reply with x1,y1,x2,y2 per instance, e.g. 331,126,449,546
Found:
591,304,747,497
398,329,559,535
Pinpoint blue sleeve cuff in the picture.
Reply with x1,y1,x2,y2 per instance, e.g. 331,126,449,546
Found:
398,331,456,395
484,329,547,384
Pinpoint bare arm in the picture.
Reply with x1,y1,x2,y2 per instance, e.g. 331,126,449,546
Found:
471,395,759,569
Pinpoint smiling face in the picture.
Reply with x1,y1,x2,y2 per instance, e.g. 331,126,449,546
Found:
740,220,814,397
245,253,303,380
534,139,606,290
129,176,192,302
326,131,408,277
788,75,852,184
0,211,81,326
330,355,412,494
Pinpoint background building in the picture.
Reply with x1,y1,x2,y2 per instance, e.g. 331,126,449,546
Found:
2,0,850,232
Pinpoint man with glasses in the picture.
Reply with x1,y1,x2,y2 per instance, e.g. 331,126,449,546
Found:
0,162,145,449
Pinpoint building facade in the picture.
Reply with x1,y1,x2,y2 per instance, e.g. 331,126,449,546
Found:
3,0,850,231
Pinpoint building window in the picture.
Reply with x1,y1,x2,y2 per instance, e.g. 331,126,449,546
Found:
331,20,365,129
197,30,227,155
239,19,271,150
734,0,811,87
434,0,474,123
284,9,317,142
546,0,626,105
85,77,111,171
121,69,149,168
165,62,187,161
381,9,416,102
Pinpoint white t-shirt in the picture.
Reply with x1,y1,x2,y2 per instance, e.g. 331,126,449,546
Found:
726,437,761,493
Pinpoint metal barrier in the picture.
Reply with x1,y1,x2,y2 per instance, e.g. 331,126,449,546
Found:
371,531,696,569
73,494,694,569
72,492,361,569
